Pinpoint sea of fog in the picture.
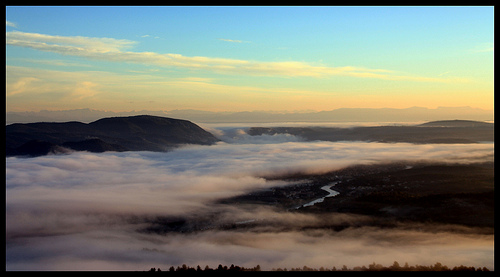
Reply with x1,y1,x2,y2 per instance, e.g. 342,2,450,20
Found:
6,124,494,270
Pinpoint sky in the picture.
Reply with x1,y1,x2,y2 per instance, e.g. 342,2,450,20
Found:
6,6,494,113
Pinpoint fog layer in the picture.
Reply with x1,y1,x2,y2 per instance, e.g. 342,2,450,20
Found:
6,133,494,270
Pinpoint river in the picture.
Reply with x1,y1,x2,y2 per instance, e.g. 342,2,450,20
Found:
300,181,340,208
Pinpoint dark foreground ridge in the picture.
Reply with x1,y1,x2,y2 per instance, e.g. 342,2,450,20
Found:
6,115,220,157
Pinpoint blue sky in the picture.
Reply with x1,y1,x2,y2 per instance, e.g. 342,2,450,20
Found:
6,6,494,112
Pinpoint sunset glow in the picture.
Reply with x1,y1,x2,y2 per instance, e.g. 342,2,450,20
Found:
6,6,494,272
6,6,493,113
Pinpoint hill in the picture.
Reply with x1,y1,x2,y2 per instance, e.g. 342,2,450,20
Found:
247,120,493,144
6,115,219,157
417,120,493,128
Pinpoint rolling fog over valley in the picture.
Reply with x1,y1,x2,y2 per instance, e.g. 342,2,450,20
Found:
6,6,493,272
6,120,494,270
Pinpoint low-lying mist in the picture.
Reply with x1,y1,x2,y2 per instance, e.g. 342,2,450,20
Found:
6,130,494,270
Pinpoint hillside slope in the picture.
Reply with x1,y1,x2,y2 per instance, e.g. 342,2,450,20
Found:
248,120,493,144
6,115,219,156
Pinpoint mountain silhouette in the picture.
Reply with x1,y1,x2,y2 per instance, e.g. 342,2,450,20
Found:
62,138,129,153
247,120,493,144
6,115,219,157
8,140,71,157
417,120,493,128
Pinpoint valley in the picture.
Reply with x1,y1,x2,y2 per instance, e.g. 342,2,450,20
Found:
143,161,494,235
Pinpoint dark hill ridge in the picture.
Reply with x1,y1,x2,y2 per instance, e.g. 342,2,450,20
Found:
6,115,220,157
417,119,493,128
247,120,493,144
9,140,71,157
62,138,129,153
6,118,493,157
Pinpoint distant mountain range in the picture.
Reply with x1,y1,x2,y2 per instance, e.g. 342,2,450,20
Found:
6,115,219,157
6,106,494,124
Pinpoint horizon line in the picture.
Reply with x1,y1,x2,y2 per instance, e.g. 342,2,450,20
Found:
6,105,494,114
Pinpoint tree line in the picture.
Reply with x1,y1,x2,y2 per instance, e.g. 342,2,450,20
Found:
148,261,490,272
149,264,261,272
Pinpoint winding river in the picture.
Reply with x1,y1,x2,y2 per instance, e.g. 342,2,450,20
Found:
300,181,340,208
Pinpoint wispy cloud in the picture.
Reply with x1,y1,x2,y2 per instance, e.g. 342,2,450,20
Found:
217,38,248,43
471,43,494,53
14,58,92,67
6,66,110,102
6,65,343,112
6,76,40,96
6,31,467,82
72,81,100,100
6,20,17,28
6,31,136,53
140,34,160,39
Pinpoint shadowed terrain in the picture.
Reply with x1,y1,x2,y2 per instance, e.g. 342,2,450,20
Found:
145,161,494,234
247,120,493,144
6,115,220,156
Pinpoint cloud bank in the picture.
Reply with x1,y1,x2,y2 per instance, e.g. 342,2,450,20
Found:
6,138,494,270
6,31,468,82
